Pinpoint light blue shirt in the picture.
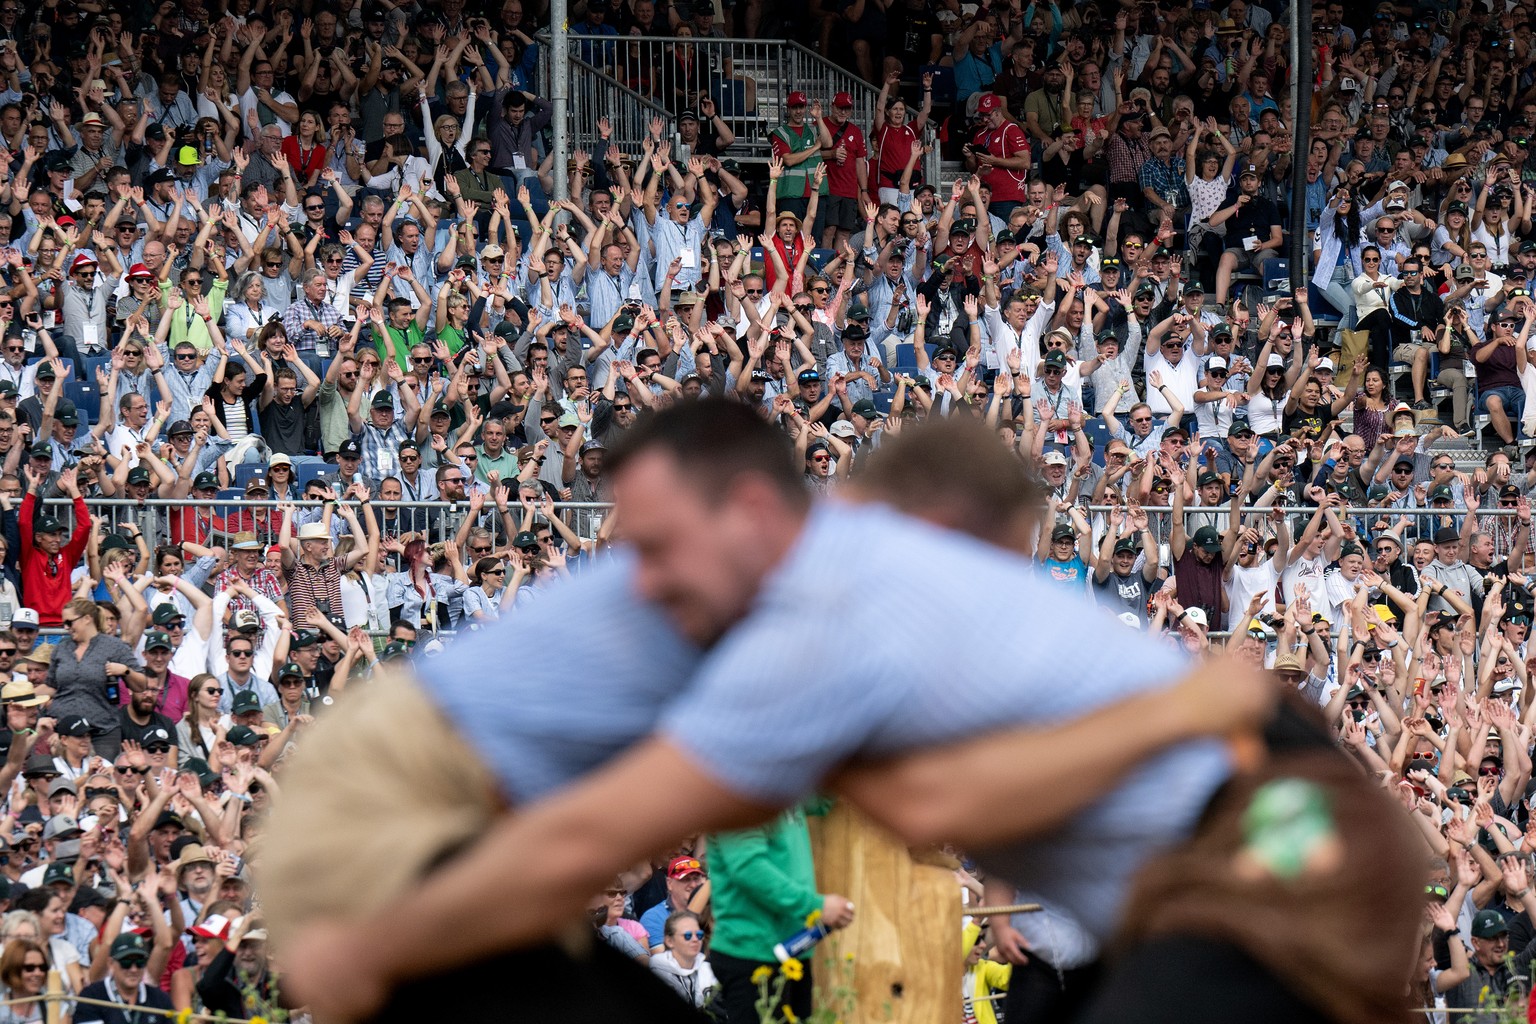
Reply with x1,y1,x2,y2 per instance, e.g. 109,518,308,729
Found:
419,552,699,803
419,504,1230,942
659,503,1231,938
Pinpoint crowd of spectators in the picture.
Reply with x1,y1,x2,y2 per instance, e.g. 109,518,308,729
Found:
0,0,1526,1018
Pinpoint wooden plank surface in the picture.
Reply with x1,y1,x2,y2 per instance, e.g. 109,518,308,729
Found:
807,801,961,1023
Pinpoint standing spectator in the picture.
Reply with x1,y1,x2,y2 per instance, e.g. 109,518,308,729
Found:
968,94,1031,220
18,467,88,627
708,808,855,1024
819,92,867,250
769,93,831,232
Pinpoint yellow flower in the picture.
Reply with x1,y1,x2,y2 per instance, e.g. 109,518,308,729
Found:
751,965,773,985
249,1016,269,1024
843,952,855,961
782,1008,800,1024
174,1010,192,1024
780,958,804,981
804,909,822,929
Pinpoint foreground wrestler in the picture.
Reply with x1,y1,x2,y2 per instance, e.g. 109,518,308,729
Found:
271,405,1282,1020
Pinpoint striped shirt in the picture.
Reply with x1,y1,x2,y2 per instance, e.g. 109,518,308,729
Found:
286,557,342,627
421,504,1230,941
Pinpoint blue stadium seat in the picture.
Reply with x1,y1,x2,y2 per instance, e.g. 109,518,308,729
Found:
63,381,98,424
214,487,243,520
872,392,894,414
1263,259,1291,292
79,354,111,384
296,462,329,487
233,463,267,487
893,343,917,366
919,64,955,104
1082,416,1113,467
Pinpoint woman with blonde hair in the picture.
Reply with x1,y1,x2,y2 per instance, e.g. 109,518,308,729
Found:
45,599,144,759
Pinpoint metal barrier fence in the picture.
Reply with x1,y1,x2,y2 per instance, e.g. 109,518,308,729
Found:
35,496,618,556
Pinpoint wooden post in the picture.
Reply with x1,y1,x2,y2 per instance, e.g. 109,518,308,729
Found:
43,970,60,1024
807,801,960,1023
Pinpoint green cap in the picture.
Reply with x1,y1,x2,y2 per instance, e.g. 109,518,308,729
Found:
1472,908,1510,938
109,932,150,964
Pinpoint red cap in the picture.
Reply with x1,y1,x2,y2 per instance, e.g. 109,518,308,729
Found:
832,91,853,108
666,856,705,880
54,215,75,227
977,93,1002,114
68,252,97,272
786,91,808,107
126,262,153,280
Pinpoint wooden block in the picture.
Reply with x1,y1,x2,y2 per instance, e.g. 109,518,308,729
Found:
808,802,961,1023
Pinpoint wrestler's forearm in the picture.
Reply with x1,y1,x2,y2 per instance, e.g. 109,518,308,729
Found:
364,738,779,988
830,656,1270,849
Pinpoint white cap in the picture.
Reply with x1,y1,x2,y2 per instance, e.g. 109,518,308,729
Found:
1207,355,1229,371
1118,612,1141,628
1184,606,1209,627
829,420,857,438
1316,357,1335,372
1042,450,1069,466
1265,353,1285,369
296,522,329,541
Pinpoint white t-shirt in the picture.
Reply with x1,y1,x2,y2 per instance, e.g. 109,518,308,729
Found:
1281,549,1328,607
1227,559,1280,620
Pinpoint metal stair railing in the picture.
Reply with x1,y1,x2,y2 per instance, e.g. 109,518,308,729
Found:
547,35,882,164
547,49,674,153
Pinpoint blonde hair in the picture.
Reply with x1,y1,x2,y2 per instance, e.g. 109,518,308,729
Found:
61,598,100,631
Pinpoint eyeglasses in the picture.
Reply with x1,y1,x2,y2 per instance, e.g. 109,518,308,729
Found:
305,205,325,212
810,286,830,294
175,352,198,360
744,288,764,295
540,416,558,425
264,261,283,269
470,545,492,554
412,356,433,364
485,567,506,576
278,679,304,688
1129,416,1152,425
20,965,44,974
676,930,704,940
228,650,253,658
1362,257,1380,264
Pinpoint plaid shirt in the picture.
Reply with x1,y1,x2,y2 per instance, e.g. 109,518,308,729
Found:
213,565,284,614
1138,156,1189,209
1105,133,1151,185
359,418,410,482
281,296,343,354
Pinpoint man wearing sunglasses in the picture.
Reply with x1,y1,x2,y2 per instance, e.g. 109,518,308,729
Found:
76,933,175,1024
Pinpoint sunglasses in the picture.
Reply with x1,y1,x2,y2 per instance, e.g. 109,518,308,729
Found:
228,650,253,658
676,931,704,940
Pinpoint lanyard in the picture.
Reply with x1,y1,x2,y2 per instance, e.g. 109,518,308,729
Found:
104,979,149,1024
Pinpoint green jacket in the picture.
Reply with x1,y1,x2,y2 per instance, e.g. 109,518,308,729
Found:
707,802,826,962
